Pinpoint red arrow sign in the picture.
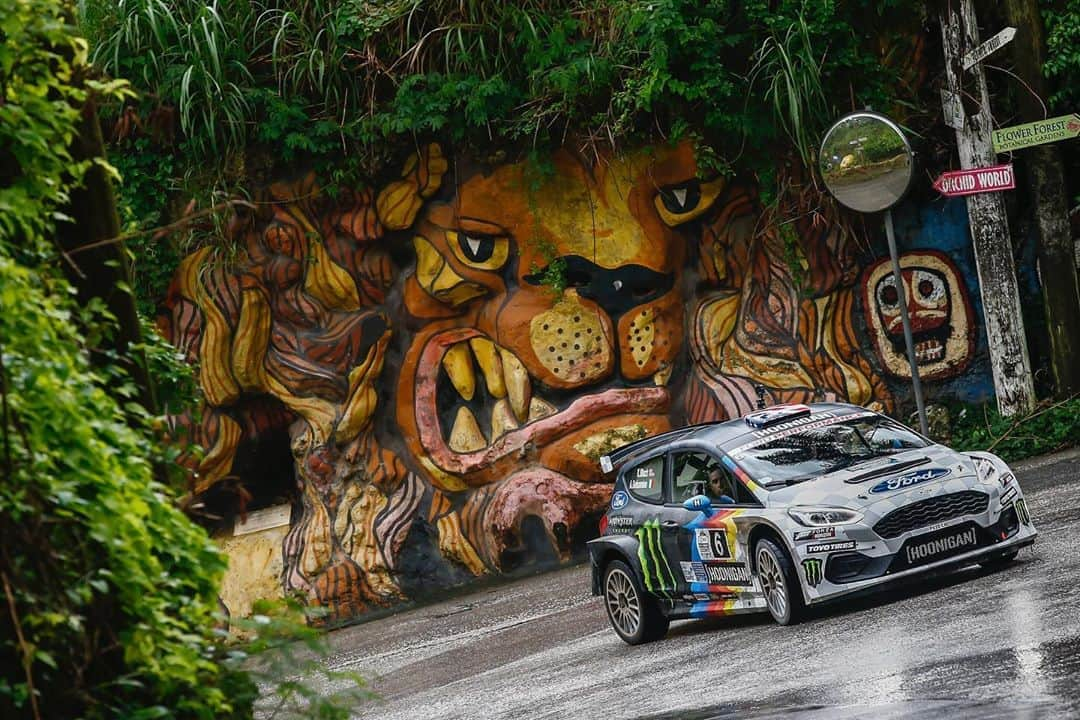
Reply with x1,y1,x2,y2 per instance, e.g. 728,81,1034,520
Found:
933,163,1016,197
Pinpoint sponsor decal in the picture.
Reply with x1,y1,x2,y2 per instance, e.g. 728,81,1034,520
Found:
695,528,731,560
807,541,857,554
636,519,677,595
748,410,834,438
794,527,836,542
1014,498,1031,525
802,558,824,587
704,562,752,586
681,561,709,584
906,526,977,564
606,515,635,535
693,593,712,601
869,467,951,494
999,487,1018,508
611,491,629,510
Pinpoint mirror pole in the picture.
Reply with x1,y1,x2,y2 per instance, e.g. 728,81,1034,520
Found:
884,209,929,436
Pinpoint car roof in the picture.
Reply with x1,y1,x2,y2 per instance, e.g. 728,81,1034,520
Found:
607,402,876,471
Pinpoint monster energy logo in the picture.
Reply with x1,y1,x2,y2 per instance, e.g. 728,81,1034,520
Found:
636,519,677,596
1015,499,1031,526
802,558,824,588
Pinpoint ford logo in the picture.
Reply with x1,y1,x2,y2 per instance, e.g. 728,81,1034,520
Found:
611,491,629,509
870,467,951,494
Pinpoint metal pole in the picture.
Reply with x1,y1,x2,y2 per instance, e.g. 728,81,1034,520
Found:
884,209,929,436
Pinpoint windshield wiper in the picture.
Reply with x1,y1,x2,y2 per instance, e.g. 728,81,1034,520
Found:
761,475,816,489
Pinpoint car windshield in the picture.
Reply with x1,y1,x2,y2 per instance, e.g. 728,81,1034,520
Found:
732,416,929,488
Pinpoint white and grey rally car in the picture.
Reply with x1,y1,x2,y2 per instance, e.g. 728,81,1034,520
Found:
588,402,1037,644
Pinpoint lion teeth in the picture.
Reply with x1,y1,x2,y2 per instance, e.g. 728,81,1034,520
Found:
491,398,519,440
499,347,532,423
442,342,476,401
653,364,673,386
448,406,486,453
527,397,557,422
469,337,506,398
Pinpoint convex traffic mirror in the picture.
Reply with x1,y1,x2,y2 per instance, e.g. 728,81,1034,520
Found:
819,112,915,214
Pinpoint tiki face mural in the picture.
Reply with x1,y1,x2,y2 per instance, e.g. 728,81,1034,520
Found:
862,250,975,380
398,144,726,569
162,142,988,621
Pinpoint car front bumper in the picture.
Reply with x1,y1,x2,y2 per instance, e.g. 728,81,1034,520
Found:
793,492,1037,604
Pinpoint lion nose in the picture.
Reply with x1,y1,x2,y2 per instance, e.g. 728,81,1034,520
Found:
526,255,673,318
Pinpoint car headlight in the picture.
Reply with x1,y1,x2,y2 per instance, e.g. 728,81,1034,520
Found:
972,454,1014,486
788,507,863,527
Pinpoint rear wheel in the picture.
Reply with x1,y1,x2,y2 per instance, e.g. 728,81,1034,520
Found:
602,560,669,645
755,537,805,626
980,548,1019,570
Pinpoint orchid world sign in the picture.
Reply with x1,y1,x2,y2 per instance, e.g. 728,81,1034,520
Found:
933,164,1015,197
992,114,1080,153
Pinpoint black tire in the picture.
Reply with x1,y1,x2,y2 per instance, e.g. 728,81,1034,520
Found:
755,537,806,626
980,548,1020,570
602,560,669,645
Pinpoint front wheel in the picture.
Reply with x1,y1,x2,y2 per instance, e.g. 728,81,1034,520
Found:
755,538,805,626
603,560,669,645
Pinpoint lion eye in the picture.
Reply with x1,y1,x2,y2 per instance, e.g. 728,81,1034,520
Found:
458,233,495,263
658,180,702,215
445,229,510,270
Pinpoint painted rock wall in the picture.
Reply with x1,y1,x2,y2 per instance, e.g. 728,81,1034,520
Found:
160,142,985,621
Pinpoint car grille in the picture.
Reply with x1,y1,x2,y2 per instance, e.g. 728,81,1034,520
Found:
873,491,989,539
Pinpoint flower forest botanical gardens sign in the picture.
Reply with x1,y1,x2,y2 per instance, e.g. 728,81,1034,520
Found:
933,164,1015,198
991,114,1080,154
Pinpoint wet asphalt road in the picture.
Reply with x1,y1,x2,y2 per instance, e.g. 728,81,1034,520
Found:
321,449,1080,719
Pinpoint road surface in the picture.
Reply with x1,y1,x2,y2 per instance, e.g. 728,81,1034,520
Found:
316,449,1080,719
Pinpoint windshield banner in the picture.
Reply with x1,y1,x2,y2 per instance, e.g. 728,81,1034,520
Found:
727,410,878,458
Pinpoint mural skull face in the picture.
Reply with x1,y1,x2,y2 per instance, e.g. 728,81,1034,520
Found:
397,144,723,565
862,250,975,380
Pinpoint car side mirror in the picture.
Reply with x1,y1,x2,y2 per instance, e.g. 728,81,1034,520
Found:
683,494,712,512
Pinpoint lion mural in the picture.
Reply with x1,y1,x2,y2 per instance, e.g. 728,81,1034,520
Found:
161,142,978,621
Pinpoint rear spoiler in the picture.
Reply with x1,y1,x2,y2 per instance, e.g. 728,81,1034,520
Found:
599,422,720,474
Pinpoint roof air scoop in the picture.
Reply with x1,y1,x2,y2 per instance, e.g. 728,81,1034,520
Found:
743,404,812,429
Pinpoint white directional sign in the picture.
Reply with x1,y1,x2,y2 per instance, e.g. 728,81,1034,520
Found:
963,27,1016,70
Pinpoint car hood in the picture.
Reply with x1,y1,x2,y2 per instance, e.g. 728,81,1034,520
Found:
763,444,979,510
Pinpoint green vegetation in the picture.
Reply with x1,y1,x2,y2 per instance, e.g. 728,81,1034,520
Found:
78,0,923,311
1044,0,1080,111
948,398,1080,464
0,1,365,717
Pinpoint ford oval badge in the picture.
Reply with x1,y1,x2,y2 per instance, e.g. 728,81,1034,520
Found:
611,491,629,509
869,467,951,494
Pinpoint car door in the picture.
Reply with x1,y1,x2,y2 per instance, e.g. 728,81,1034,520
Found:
662,450,756,600
622,454,679,599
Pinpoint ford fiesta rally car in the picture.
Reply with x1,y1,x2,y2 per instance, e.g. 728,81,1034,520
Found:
588,402,1036,644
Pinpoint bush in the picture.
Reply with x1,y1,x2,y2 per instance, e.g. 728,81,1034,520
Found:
947,397,1080,464
0,1,253,716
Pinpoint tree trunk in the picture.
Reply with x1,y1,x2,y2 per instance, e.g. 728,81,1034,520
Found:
939,0,1036,416
1002,0,1080,398
54,99,159,416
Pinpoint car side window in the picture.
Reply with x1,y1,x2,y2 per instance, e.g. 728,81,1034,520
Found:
670,451,734,504
625,455,664,503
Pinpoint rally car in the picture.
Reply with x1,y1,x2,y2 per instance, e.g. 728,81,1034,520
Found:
588,402,1036,644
